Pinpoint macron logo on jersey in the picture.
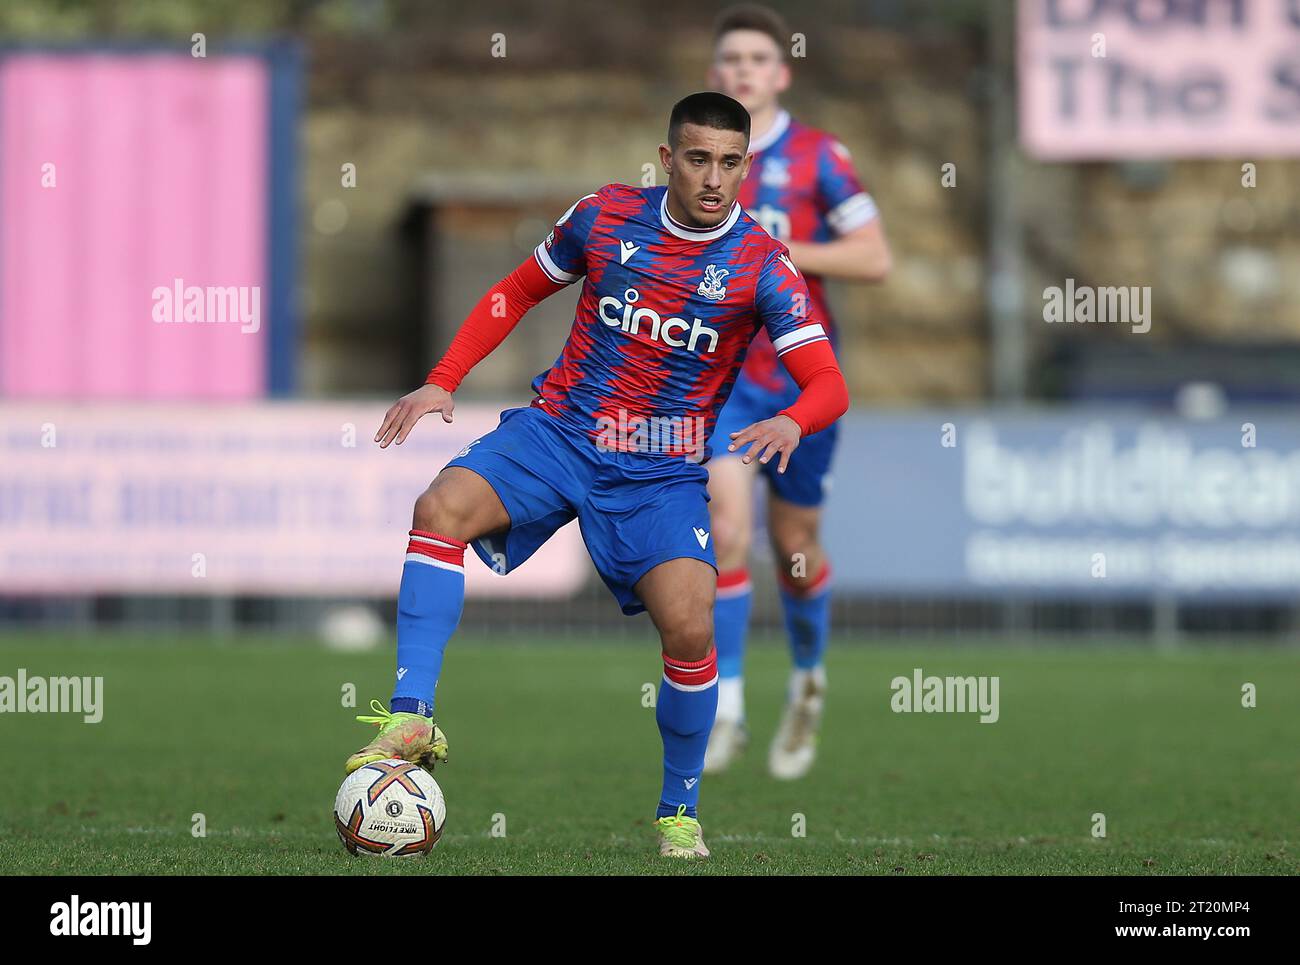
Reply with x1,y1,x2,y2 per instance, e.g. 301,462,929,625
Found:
777,253,799,277
598,288,719,354
619,240,640,264
693,527,710,549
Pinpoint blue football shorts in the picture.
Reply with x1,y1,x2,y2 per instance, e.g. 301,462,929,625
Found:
445,405,717,615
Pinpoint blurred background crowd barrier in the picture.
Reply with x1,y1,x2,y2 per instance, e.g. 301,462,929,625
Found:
3,0,1299,642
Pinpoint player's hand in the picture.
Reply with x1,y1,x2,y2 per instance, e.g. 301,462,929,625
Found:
375,383,455,448
729,414,802,474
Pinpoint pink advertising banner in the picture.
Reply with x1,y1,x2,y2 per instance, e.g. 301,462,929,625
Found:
1019,0,1300,159
0,402,589,596
0,53,268,398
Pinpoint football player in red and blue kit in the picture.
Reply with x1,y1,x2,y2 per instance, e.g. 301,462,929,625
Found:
703,5,893,779
344,92,850,858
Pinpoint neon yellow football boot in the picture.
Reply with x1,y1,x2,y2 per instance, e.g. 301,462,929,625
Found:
656,804,710,859
344,699,449,775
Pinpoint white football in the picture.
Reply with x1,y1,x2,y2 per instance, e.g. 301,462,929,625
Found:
334,760,446,857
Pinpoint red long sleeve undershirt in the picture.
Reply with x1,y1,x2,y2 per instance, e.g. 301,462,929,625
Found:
425,255,566,394
425,254,849,438
774,339,850,436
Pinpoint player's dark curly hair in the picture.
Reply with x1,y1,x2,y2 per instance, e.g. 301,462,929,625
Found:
667,91,751,147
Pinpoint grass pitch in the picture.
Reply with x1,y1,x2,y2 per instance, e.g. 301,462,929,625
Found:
0,633,1295,875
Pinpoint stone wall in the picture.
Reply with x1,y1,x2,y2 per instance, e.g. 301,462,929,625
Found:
61,0,1281,403
300,11,988,401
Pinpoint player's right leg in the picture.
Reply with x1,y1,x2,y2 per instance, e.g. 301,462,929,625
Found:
347,405,592,775
345,467,510,774
703,454,756,773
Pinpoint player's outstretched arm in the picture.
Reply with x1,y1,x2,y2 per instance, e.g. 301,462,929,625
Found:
729,338,848,474
373,255,567,447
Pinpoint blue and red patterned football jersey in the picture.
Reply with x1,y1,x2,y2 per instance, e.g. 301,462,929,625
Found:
529,182,828,459
735,110,879,392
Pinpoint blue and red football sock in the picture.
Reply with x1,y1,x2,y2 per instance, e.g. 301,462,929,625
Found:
713,567,752,721
655,648,718,819
389,530,467,718
778,561,832,672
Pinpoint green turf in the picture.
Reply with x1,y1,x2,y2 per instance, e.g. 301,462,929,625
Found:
0,633,1295,875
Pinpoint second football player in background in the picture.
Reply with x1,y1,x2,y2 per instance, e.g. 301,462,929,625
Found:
702,4,892,779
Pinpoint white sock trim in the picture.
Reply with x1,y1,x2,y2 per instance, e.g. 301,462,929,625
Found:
717,676,744,720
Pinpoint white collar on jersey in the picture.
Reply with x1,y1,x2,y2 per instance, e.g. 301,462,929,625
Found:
747,108,790,154
659,190,742,242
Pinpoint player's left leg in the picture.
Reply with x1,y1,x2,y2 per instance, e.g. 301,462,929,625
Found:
578,454,718,856
760,420,838,780
635,557,718,859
